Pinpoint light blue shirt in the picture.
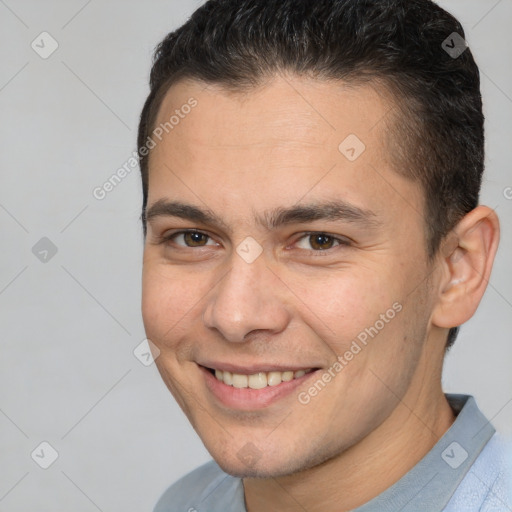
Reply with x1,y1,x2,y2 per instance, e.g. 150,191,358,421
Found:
154,394,512,511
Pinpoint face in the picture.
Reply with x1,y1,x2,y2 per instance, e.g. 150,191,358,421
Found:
141,75,442,478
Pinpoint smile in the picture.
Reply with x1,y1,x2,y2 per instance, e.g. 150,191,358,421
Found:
210,368,316,389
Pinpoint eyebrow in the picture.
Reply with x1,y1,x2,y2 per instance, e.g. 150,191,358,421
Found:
143,198,380,232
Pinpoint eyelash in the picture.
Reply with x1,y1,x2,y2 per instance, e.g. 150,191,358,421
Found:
157,229,351,252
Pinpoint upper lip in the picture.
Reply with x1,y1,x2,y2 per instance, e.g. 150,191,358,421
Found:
198,362,320,374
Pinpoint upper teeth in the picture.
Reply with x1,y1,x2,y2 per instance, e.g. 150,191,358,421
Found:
214,369,314,389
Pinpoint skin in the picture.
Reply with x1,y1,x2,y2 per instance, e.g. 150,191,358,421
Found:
141,74,499,512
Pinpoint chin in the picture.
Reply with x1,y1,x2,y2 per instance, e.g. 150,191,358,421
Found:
202,442,289,478
215,458,295,479
208,441,339,479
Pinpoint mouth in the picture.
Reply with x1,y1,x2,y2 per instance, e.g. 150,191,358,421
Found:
199,364,322,410
206,367,317,389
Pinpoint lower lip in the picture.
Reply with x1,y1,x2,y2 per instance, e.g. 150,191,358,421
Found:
200,365,319,410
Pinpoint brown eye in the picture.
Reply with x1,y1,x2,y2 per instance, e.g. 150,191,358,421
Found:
182,231,209,247
162,230,216,248
308,234,336,250
294,232,350,251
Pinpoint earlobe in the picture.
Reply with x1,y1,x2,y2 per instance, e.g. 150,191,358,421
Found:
432,206,500,329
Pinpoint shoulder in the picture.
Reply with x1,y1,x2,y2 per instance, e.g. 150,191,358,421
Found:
153,460,245,512
444,432,512,512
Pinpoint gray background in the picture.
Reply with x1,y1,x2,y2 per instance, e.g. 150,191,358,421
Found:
0,1,511,510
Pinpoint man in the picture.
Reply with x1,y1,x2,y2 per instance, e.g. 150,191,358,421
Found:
138,0,511,510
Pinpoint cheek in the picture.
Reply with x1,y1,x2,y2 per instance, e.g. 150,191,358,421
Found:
297,266,418,405
289,267,398,349
141,264,196,346
340,290,428,402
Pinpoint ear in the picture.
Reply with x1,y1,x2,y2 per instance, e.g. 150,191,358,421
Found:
431,206,500,329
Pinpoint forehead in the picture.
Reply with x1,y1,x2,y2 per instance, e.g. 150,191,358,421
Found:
147,75,424,234
153,75,395,152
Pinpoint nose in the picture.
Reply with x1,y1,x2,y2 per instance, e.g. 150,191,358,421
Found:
202,249,291,343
